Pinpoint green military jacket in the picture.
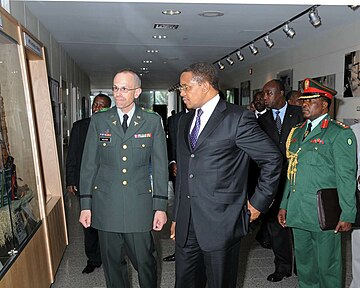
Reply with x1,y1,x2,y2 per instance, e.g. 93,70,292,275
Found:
80,105,168,233
280,114,357,232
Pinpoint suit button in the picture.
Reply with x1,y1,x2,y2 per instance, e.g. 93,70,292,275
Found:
187,195,190,199
94,186,98,189
103,143,107,146
122,168,127,173
123,144,128,149
149,189,152,193
190,154,195,158
189,174,194,178
122,156,127,161
123,180,128,186
293,189,296,192
141,144,146,148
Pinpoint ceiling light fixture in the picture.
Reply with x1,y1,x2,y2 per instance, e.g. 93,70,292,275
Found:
264,35,274,48
283,23,296,38
198,11,224,17
348,5,359,11
217,61,225,70
226,57,234,66
162,10,181,15
143,60,153,64
211,5,320,72
146,49,159,53
308,8,321,27
249,43,259,55
152,35,167,39
236,50,244,61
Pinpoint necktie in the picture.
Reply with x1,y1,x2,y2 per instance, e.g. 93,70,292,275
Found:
303,122,312,141
275,110,282,134
189,108,203,150
122,114,128,133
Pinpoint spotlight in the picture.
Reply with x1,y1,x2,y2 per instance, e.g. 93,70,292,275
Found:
226,57,234,66
249,43,259,55
283,23,296,38
309,8,321,27
348,5,359,11
263,35,274,48
217,61,225,70
236,50,244,61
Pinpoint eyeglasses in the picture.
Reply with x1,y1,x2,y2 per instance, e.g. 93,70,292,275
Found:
177,85,191,92
112,85,139,93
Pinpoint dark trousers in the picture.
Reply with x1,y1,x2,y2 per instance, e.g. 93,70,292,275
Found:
84,226,102,266
175,218,240,288
267,217,293,274
98,230,157,288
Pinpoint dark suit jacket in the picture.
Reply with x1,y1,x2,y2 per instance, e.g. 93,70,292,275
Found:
66,118,91,190
257,104,303,213
173,99,282,251
80,106,168,233
167,110,186,162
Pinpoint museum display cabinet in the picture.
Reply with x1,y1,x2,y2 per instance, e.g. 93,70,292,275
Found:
0,7,67,288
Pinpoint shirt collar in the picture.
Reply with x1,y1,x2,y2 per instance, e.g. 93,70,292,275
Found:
117,104,136,123
272,102,288,121
307,113,328,130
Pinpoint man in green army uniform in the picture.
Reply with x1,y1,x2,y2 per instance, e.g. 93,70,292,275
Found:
79,69,168,288
278,78,357,288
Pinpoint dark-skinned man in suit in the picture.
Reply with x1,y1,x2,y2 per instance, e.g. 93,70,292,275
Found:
79,69,168,288
171,62,282,288
66,93,111,274
258,79,304,282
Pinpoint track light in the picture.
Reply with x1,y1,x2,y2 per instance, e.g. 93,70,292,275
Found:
308,8,321,27
283,23,296,38
348,5,359,11
264,35,274,48
236,50,244,61
226,57,234,66
217,61,225,70
249,43,259,55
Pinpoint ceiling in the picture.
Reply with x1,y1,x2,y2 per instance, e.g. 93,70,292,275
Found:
19,1,360,90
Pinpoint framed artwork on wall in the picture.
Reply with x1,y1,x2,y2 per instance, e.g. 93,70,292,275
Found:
277,69,293,96
344,50,360,97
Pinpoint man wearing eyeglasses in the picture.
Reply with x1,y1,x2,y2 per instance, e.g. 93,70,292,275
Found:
171,62,282,287
79,69,168,288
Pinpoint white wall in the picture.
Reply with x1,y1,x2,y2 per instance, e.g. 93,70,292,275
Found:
222,19,360,121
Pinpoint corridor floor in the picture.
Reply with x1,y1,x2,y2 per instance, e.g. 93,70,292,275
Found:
50,193,353,288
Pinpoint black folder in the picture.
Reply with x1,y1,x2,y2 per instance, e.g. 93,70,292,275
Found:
316,188,341,230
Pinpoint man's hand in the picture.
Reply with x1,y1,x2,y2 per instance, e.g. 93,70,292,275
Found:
248,201,261,222
334,221,352,233
153,211,167,231
278,209,287,228
79,210,92,228
67,185,77,195
170,162,177,177
170,221,176,241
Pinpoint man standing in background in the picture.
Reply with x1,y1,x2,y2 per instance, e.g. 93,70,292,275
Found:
259,79,303,282
66,93,111,274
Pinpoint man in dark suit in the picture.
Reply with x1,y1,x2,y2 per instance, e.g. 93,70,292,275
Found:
66,93,111,274
79,69,168,288
171,62,283,288
258,79,303,282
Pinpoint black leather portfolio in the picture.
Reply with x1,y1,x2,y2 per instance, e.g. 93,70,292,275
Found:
317,188,341,230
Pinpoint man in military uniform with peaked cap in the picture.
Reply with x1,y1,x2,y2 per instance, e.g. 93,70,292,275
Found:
79,69,168,288
278,78,357,288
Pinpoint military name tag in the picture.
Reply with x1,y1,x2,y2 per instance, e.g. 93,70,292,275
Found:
134,133,152,138
99,137,111,142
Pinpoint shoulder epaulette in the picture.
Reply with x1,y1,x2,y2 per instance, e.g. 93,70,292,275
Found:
141,107,155,114
330,119,349,129
98,107,110,113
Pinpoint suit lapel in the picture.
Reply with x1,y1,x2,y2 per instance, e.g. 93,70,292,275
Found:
183,110,195,151
261,110,280,142
195,99,226,149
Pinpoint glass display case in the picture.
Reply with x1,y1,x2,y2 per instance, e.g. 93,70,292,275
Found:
0,27,41,273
